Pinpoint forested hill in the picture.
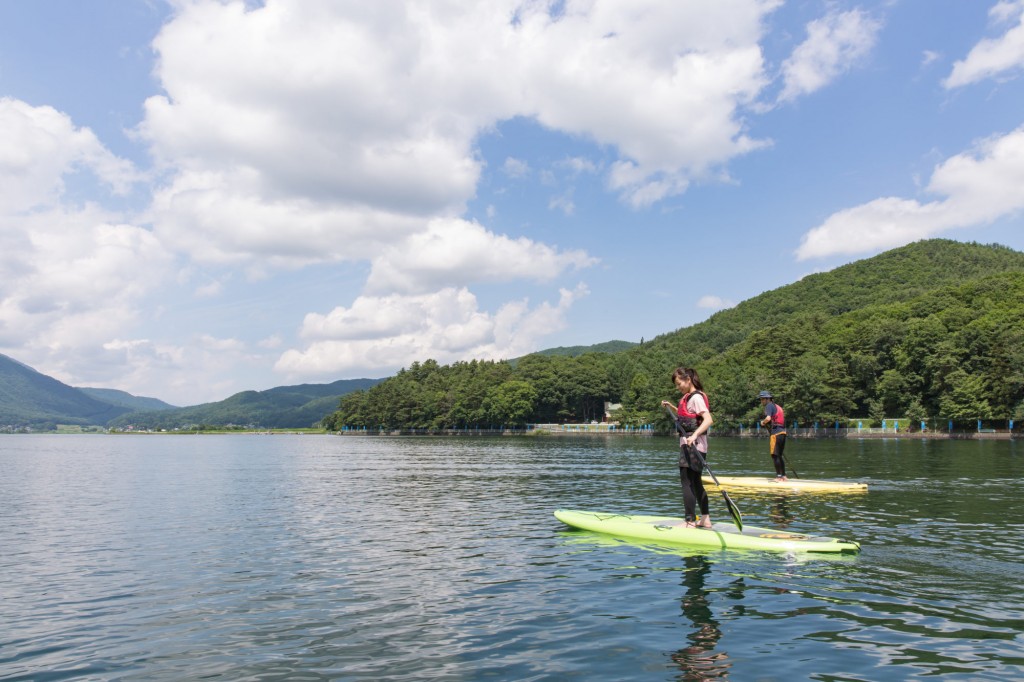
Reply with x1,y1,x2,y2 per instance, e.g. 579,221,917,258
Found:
530,340,637,357
0,354,131,428
322,239,1024,431
79,387,178,412
107,378,382,430
644,238,1024,359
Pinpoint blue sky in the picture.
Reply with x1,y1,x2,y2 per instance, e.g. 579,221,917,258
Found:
2,0,1023,406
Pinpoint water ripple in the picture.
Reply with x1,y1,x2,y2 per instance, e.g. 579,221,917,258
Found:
2,435,1023,680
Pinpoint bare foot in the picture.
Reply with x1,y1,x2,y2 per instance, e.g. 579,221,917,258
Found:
683,521,698,529
697,519,713,529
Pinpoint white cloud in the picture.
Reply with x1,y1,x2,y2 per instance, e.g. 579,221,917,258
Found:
697,295,735,310
276,283,589,377
503,157,530,178
0,208,173,349
777,9,882,103
126,0,789,391
139,0,783,266
97,336,266,405
364,218,596,295
0,98,139,213
4,2,809,399
146,170,425,269
557,156,600,175
796,126,1024,260
549,192,576,216
0,100,173,385
944,0,1024,88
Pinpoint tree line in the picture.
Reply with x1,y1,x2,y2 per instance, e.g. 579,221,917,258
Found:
322,240,1024,431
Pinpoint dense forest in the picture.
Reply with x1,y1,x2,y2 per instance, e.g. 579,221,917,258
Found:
321,240,1024,431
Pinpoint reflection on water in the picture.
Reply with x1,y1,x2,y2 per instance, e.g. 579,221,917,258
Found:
767,495,793,528
672,554,731,680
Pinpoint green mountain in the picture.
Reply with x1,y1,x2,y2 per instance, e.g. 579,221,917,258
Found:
533,340,637,357
106,378,382,430
79,387,178,412
641,238,1024,359
612,239,1024,424
0,351,381,431
322,239,1024,430
0,354,131,428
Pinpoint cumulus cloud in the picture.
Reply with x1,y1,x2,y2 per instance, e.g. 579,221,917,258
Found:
0,100,172,387
0,207,172,351
139,0,782,266
0,98,139,213
944,0,1024,88
796,126,1024,260
126,0,794,387
276,284,589,377
777,9,882,103
364,218,597,295
97,336,264,405
5,1,811,399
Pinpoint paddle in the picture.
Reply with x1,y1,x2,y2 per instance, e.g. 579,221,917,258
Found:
664,405,743,531
782,452,800,479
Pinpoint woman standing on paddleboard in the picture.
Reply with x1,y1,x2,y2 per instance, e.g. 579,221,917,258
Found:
661,368,715,529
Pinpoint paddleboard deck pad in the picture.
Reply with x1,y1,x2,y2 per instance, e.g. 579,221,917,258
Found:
555,509,860,553
702,476,868,493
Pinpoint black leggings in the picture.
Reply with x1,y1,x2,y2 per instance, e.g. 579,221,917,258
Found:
679,466,710,522
770,432,787,477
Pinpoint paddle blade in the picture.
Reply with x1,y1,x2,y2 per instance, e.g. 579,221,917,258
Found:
722,491,743,531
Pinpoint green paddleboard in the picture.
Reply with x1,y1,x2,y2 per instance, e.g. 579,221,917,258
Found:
555,509,860,554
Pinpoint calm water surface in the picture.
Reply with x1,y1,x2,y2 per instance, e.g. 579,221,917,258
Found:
1,434,1022,680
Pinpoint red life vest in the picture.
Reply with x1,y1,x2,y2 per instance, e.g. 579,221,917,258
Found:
676,391,710,433
768,402,785,427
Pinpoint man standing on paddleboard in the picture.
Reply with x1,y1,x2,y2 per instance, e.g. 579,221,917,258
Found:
759,390,788,482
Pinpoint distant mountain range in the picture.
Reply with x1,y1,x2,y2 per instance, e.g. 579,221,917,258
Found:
530,340,636,356
78,387,178,412
104,379,383,431
0,336,635,432
0,352,382,431
0,354,134,428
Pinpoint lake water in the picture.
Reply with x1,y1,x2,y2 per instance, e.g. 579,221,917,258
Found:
1,434,1022,681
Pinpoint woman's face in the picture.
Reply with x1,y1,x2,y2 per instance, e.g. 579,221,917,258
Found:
675,375,691,392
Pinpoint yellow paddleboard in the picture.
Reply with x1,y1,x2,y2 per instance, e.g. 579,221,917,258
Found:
702,476,868,493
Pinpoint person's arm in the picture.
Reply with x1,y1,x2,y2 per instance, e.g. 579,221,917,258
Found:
687,409,713,440
682,397,713,445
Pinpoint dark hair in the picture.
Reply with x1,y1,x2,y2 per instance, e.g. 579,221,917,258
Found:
671,367,704,392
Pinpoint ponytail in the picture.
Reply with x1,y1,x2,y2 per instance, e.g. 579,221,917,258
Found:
671,367,704,392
